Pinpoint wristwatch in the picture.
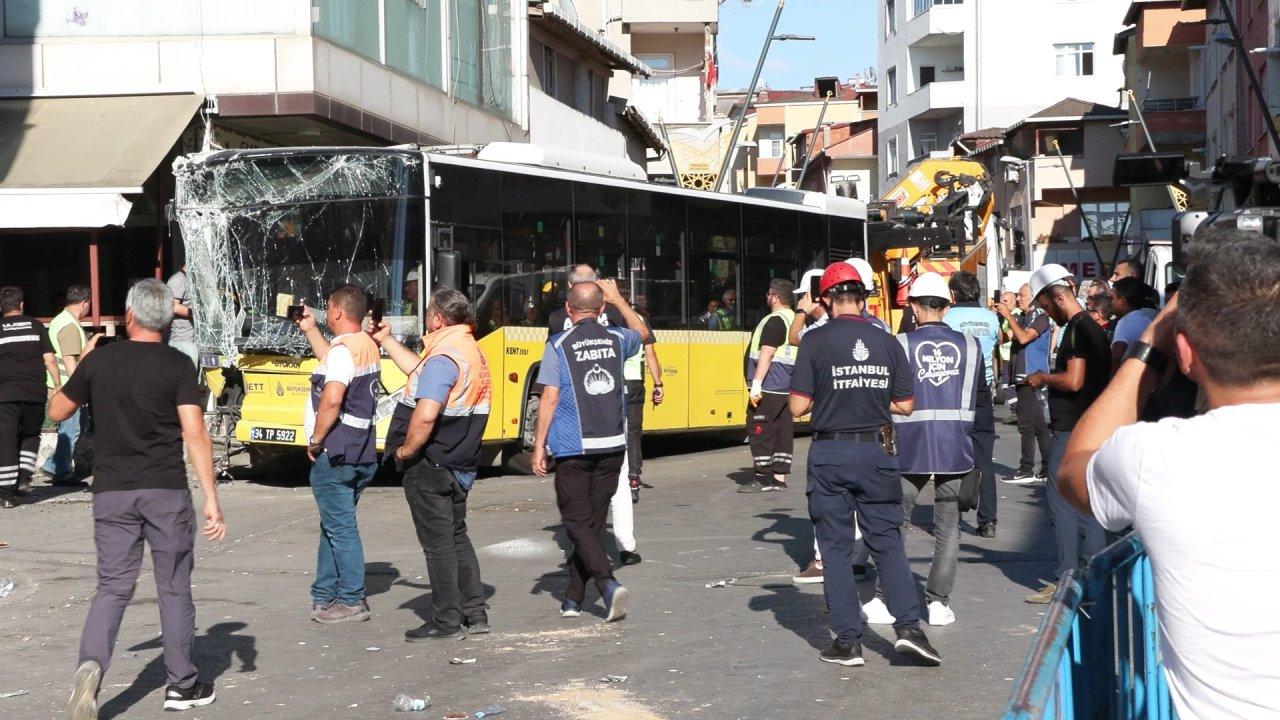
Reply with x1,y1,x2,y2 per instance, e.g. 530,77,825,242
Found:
1124,341,1169,374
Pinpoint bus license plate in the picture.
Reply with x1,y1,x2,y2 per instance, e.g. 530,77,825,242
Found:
250,427,296,443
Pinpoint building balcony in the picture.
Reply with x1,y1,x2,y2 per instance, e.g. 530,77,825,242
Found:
622,0,718,33
903,0,967,49
897,79,967,120
1144,105,1206,147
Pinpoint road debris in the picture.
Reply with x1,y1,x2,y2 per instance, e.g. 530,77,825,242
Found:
598,675,628,684
703,579,735,588
0,689,29,699
449,657,477,665
366,647,382,652
0,580,13,598
474,706,505,718
392,693,430,712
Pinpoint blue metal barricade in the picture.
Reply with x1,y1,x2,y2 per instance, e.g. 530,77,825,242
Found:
1003,533,1176,720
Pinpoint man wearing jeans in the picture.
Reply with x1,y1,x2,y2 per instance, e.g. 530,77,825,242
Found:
375,289,493,641
1023,265,1111,604
51,279,226,717
997,284,1052,484
296,285,381,624
42,285,93,487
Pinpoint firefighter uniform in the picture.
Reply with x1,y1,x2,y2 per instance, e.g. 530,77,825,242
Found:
746,307,797,479
792,313,923,644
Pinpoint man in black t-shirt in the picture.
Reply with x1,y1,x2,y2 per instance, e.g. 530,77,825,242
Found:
0,286,61,505
1023,270,1110,604
49,279,226,717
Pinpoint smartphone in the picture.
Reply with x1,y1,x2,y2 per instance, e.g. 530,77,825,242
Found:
370,297,386,325
286,304,304,322
809,275,822,300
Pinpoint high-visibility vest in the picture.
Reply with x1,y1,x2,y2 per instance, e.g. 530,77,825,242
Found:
403,323,492,471
893,324,981,475
746,307,797,393
47,308,85,387
310,331,381,465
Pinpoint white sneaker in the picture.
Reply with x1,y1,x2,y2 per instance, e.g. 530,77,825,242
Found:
861,596,895,625
927,601,956,626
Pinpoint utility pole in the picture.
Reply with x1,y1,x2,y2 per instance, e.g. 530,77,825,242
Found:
793,91,835,190
715,0,788,193
1050,139,1106,272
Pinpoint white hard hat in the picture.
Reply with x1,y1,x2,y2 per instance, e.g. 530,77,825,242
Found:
406,270,420,283
844,257,876,292
908,271,951,301
795,268,824,295
1029,264,1074,299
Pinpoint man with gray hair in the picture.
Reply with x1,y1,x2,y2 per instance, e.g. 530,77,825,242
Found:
50,278,226,717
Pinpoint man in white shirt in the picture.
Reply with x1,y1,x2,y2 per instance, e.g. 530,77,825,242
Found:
1058,230,1280,720
1108,277,1160,373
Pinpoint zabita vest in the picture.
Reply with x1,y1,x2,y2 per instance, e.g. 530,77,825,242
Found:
892,323,980,475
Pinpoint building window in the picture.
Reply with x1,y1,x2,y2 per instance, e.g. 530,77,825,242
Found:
918,133,938,155
542,45,557,97
886,0,896,35
919,65,935,87
1055,42,1095,77
589,72,609,121
760,127,785,158
1039,127,1085,155
1081,201,1129,240
887,136,900,176
915,0,962,16
887,66,898,105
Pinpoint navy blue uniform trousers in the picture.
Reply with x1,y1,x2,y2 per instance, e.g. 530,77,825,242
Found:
808,439,922,645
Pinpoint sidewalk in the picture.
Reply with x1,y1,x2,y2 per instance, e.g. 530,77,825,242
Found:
0,425,1056,719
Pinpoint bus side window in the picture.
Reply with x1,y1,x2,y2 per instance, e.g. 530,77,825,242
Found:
687,197,741,330
627,190,685,330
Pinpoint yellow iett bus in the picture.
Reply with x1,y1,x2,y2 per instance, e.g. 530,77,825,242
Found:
172,143,869,468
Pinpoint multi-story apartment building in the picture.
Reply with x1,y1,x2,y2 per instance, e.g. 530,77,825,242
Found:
1184,0,1280,162
877,0,1127,187
1113,1,1206,241
0,0,696,324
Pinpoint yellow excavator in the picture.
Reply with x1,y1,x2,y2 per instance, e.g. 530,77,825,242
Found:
864,156,998,330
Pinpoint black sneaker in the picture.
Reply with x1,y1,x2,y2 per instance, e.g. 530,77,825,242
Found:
771,477,789,491
976,522,997,539
819,640,864,667
619,550,642,566
602,581,629,623
1001,471,1039,486
465,618,490,635
0,490,16,508
737,479,777,493
163,681,216,711
893,626,942,667
404,622,464,642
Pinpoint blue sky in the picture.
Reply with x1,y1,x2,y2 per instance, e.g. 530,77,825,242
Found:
717,0,877,90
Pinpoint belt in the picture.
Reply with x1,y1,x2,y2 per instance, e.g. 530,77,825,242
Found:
813,431,879,443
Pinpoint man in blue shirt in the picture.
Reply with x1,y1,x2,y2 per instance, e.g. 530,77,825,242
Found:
533,281,646,623
942,272,1001,538
375,288,493,641
996,283,1052,484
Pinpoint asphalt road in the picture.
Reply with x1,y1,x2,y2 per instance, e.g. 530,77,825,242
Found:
0,418,1059,719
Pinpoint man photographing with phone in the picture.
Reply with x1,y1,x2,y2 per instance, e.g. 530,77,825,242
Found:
1057,231,1280,719
294,285,381,624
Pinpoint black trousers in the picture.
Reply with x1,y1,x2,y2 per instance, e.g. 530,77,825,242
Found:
624,380,645,479
555,452,624,602
749,393,794,476
972,382,997,526
1015,384,1051,475
0,401,42,490
402,464,486,629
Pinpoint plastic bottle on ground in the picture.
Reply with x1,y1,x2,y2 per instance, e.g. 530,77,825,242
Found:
392,693,430,712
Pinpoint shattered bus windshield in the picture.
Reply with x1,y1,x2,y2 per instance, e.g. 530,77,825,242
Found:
173,150,425,359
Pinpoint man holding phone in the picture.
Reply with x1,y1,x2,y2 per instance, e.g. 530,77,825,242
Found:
294,285,381,624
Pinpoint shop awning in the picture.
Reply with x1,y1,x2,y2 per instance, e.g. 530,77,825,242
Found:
0,93,203,228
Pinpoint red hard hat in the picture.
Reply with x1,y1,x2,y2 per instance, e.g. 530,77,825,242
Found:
818,261,863,296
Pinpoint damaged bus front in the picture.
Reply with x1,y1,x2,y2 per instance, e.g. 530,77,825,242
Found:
173,148,429,460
